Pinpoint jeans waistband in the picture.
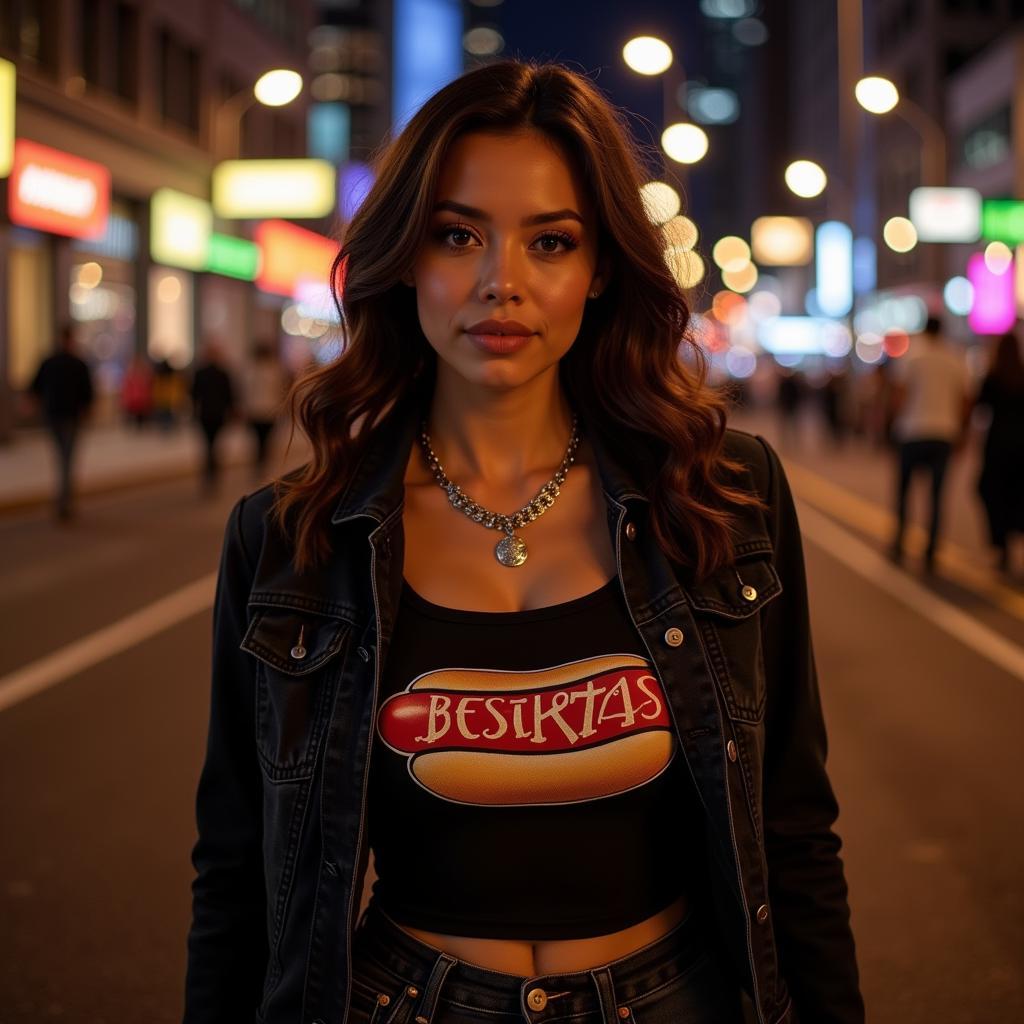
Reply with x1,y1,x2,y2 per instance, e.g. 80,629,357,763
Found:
352,900,710,1023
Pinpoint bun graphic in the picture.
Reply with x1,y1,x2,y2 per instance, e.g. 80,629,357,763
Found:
377,654,675,805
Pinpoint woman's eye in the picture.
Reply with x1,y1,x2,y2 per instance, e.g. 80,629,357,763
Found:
435,225,579,254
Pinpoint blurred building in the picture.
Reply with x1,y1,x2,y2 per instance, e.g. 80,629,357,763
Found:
0,0,313,435
868,0,1021,290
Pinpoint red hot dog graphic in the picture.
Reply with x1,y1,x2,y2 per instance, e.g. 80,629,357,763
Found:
377,654,676,806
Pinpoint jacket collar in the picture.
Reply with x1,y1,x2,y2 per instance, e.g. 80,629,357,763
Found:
330,385,651,529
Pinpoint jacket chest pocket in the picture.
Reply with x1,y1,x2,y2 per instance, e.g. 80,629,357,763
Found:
241,606,352,779
687,555,781,724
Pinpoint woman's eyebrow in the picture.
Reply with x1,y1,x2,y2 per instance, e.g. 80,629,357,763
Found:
432,200,584,226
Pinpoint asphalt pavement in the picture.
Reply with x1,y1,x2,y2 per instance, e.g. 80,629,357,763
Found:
0,410,1021,1022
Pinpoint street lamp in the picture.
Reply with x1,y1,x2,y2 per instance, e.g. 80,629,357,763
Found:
215,68,305,160
855,74,947,186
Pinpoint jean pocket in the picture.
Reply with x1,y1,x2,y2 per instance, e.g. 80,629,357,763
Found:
624,950,744,1024
350,967,418,1024
241,607,351,778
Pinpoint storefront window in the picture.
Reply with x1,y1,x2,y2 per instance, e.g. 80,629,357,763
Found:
148,267,194,369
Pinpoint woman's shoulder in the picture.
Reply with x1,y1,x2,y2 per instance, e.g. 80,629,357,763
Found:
719,426,777,503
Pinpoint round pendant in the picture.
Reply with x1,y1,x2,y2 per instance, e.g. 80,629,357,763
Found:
495,534,528,567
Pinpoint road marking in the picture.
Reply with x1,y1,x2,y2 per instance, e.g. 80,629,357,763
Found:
798,501,1024,683
786,461,1024,625
0,574,216,714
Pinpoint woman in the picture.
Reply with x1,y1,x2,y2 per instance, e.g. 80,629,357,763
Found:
185,60,862,1024
975,330,1024,573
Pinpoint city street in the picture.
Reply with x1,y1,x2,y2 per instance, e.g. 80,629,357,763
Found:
0,422,1021,1023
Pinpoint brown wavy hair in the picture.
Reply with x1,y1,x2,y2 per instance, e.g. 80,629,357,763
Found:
274,59,762,580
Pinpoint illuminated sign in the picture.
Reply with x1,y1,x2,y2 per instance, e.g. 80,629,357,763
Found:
909,187,981,242
757,316,851,356
206,233,260,281
255,219,336,297
751,216,813,266
0,58,13,177
212,159,336,219
815,221,853,318
981,199,1024,245
393,0,462,132
967,251,1015,334
150,188,212,271
8,139,110,238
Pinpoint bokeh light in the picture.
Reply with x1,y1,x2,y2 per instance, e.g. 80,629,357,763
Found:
640,181,681,225
883,216,918,253
785,160,827,199
943,276,973,316
623,36,673,75
712,236,751,272
984,241,1013,275
662,123,709,164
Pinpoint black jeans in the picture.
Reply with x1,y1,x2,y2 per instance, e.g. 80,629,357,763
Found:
46,415,80,517
349,901,744,1024
894,438,952,561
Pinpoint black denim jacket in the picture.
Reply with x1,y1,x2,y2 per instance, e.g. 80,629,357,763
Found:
184,389,863,1024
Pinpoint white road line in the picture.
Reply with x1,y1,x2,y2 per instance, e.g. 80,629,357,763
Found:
0,573,217,714
798,500,1024,684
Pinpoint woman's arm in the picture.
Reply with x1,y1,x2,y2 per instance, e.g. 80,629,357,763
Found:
184,497,269,1022
755,436,865,1024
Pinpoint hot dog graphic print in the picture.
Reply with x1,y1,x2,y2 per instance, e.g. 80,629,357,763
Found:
376,653,676,806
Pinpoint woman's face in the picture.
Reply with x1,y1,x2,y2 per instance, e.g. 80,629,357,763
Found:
404,129,605,392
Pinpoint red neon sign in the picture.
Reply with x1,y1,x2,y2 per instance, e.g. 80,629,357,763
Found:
8,139,110,239
255,219,337,297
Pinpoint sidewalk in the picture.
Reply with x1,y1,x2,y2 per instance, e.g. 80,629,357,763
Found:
0,421,308,513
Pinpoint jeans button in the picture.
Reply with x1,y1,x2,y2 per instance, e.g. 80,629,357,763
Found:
663,626,684,647
727,740,738,762
756,903,769,924
625,521,637,541
526,987,548,1011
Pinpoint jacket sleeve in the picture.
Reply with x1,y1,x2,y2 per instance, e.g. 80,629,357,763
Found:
184,496,268,1022
755,435,864,1024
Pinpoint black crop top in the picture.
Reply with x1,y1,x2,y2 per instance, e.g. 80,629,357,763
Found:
366,574,698,940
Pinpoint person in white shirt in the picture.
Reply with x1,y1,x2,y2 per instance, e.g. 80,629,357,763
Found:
888,316,970,570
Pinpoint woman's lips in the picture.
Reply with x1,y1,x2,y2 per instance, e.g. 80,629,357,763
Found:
465,332,535,354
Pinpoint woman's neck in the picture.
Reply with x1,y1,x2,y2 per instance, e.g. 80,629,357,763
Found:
422,373,576,491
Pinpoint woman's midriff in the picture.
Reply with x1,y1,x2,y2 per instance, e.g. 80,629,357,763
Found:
395,894,689,975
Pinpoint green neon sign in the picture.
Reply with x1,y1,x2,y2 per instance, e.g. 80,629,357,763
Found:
206,233,260,280
981,199,1024,245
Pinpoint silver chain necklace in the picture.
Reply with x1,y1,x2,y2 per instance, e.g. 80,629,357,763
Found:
417,414,581,567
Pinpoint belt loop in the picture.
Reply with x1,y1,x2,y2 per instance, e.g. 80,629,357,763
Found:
410,952,457,1023
589,966,620,1024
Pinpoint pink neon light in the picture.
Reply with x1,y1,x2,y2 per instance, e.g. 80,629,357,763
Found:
967,252,1016,334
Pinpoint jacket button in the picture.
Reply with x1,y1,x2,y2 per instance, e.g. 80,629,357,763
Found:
625,521,637,541
741,584,758,602
526,988,548,1011
290,644,307,660
755,903,769,924
377,994,391,1007
727,740,738,762
663,626,684,647
618,1008,631,1019
357,646,370,662
406,986,419,998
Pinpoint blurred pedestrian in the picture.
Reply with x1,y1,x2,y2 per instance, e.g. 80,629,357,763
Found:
152,358,186,431
120,352,153,428
973,330,1024,574
821,370,849,447
29,324,94,521
888,316,970,570
242,343,289,478
775,368,803,449
190,343,235,494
